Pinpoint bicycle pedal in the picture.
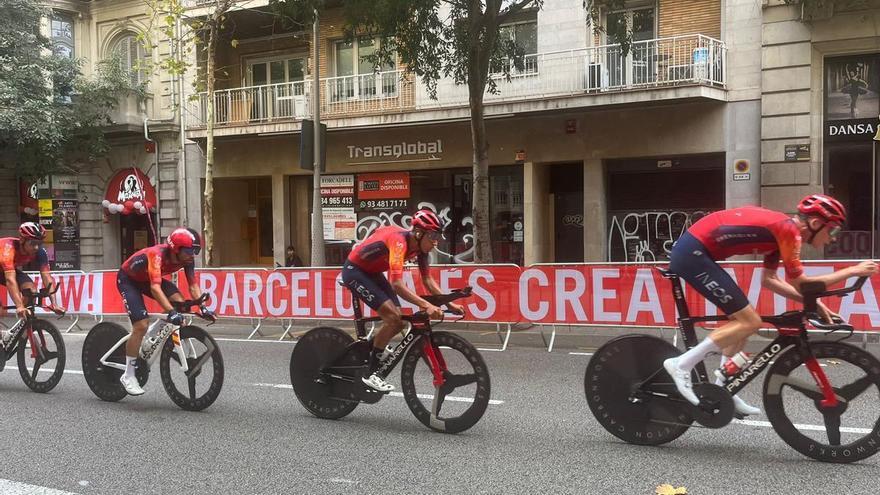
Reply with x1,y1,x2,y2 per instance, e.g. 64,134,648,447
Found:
733,412,746,420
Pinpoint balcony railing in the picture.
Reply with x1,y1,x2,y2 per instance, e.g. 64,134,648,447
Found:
188,70,408,127
186,34,725,129
424,34,725,106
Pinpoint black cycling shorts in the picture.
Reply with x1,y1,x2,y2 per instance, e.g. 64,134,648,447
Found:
0,270,34,288
117,269,181,323
668,232,750,315
341,260,400,312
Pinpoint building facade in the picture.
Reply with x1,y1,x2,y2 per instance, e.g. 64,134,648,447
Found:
761,0,880,260
7,0,874,269
184,0,762,267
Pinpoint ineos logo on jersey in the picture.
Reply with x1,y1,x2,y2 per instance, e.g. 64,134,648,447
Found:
695,271,734,304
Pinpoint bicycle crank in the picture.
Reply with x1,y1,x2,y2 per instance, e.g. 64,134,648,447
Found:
690,383,734,428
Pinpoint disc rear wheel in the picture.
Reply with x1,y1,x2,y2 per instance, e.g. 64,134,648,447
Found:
290,327,359,420
585,334,693,446
82,322,148,402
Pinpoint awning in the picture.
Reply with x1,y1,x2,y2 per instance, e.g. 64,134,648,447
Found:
102,168,157,215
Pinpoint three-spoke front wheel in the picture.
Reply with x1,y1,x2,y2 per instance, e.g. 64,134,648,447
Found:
764,341,880,463
17,319,65,393
400,331,491,434
159,325,224,411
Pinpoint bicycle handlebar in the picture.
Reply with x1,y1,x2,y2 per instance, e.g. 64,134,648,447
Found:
171,293,211,315
2,285,62,313
420,286,472,309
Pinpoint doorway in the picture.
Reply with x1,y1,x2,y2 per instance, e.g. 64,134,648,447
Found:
552,164,584,262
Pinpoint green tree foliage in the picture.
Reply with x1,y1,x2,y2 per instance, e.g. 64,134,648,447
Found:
0,0,141,179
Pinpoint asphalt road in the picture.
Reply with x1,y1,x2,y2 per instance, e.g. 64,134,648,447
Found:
0,330,877,494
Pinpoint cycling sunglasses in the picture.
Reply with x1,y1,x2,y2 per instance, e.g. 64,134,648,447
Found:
827,224,842,239
424,231,443,241
181,246,201,256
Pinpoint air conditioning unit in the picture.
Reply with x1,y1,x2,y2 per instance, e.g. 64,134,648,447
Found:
586,63,608,91
293,95,309,119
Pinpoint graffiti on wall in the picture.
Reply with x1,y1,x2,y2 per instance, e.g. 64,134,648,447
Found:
607,209,712,262
355,202,475,263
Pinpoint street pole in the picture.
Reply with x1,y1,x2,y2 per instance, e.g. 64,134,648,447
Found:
310,9,325,266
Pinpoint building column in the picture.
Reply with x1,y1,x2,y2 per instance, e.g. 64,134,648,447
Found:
523,161,550,265
584,158,606,262
272,173,290,267
725,100,762,208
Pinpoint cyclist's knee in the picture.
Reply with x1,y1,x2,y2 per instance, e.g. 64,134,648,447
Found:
380,306,403,331
733,307,762,333
131,320,149,334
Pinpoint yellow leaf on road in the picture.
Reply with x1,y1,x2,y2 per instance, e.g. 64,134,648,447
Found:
656,483,688,495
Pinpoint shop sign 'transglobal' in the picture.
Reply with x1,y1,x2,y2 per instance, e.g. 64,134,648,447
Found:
347,140,443,163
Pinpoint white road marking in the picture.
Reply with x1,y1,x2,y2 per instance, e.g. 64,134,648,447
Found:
0,478,80,494
214,337,297,344
569,352,594,356
19,367,83,375
251,382,504,405
734,418,872,435
327,478,357,484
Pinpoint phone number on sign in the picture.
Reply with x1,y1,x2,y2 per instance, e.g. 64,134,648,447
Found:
359,199,408,210
321,196,354,206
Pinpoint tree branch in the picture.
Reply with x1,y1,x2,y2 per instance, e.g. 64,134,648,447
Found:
498,0,537,23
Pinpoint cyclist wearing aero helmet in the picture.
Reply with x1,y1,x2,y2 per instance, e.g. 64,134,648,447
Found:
116,227,215,396
342,209,464,392
663,194,877,416
0,223,62,327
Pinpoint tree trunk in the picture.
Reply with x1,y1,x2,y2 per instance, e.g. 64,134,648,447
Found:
203,20,217,266
469,90,492,263
468,11,497,264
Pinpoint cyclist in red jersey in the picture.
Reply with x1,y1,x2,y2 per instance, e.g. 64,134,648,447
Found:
342,209,463,392
663,195,877,415
116,227,215,396
0,223,62,326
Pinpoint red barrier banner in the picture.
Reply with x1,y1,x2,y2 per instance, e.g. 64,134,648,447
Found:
519,263,880,329
2,262,879,331
0,271,104,315
179,265,521,322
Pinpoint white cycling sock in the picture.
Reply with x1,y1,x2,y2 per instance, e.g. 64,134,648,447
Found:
124,356,138,378
714,355,731,386
676,337,721,371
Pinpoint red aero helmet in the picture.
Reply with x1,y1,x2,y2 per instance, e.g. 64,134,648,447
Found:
411,209,442,232
19,222,46,240
797,194,847,225
167,227,202,254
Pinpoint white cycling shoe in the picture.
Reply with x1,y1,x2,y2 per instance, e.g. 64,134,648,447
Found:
733,395,762,416
120,374,145,396
362,373,394,392
663,357,700,405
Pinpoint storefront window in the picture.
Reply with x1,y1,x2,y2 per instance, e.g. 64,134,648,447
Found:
318,166,524,265
824,54,880,259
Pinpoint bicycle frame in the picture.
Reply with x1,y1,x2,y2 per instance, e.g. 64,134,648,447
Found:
664,271,839,408
2,289,57,359
98,319,194,374
335,293,447,388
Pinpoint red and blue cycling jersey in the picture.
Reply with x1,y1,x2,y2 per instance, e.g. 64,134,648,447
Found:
347,226,429,282
121,244,195,285
687,206,804,279
0,237,49,273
